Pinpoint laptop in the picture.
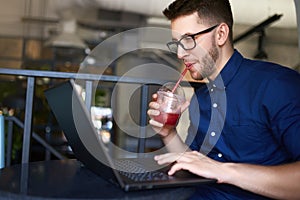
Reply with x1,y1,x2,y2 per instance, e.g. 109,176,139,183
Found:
44,80,216,191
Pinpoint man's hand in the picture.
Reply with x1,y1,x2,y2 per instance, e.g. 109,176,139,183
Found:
155,151,300,199
147,93,176,137
154,151,225,183
147,93,190,137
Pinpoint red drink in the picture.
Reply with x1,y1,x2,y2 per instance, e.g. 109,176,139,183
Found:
154,112,180,126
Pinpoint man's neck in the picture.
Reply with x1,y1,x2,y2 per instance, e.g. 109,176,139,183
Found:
208,46,234,81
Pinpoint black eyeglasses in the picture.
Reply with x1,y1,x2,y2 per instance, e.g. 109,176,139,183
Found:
166,24,219,54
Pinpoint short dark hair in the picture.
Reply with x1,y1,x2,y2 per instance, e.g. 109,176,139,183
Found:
163,0,233,43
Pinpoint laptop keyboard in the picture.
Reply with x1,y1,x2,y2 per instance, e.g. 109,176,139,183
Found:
115,159,173,182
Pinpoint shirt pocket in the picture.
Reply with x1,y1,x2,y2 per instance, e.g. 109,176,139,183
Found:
224,119,273,163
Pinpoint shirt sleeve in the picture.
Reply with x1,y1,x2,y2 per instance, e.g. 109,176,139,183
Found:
262,69,300,161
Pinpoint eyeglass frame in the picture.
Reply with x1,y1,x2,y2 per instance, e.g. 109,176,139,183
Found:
166,24,219,53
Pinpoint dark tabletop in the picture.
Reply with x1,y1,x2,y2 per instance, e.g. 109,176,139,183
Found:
0,159,196,200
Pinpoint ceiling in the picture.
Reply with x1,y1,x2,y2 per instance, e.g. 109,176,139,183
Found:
51,0,300,50
0,0,299,49
0,0,298,34
45,0,297,27
0,0,298,70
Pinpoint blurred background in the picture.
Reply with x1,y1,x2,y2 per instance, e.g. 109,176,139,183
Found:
0,0,299,70
0,0,299,164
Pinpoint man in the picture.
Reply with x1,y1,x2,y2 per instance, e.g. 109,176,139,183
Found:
147,0,300,199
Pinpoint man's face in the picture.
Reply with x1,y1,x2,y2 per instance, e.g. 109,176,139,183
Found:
171,12,219,80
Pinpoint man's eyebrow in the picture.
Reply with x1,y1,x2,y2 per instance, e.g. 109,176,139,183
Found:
183,32,195,36
171,33,190,41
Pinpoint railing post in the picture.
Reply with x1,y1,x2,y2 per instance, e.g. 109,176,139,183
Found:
22,77,35,164
137,84,149,153
85,80,93,111
5,118,13,167
0,114,4,168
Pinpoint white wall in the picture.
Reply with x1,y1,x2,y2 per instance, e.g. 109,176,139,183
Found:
234,24,299,68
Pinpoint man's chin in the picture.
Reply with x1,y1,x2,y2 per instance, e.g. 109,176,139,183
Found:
191,73,205,81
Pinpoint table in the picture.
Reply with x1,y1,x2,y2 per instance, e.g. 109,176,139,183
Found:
0,159,196,199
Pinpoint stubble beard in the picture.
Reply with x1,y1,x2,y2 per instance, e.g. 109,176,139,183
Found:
193,38,219,80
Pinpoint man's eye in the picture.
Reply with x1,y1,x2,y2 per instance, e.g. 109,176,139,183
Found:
182,36,194,43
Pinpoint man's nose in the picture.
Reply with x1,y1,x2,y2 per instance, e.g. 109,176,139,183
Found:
177,45,188,59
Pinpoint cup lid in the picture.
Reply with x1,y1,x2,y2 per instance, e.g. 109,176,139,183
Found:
159,82,185,101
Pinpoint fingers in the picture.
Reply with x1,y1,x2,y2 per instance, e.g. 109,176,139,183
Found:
155,152,218,179
147,101,160,118
154,153,179,165
167,152,201,176
168,162,187,175
148,100,164,131
175,151,201,163
154,151,205,175
149,119,163,128
147,101,160,124
148,101,159,110
148,92,182,137
147,109,160,117
152,93,158,101
154,153,194,176
154,152,195,165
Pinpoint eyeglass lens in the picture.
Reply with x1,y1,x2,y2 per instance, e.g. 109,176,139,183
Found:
167,36,196,53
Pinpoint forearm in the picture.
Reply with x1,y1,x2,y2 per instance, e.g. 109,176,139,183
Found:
161,129,190,153
221,161,300,200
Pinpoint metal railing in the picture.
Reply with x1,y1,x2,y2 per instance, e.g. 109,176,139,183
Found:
0,67,202,165
4,116,66,166
0,68,169,165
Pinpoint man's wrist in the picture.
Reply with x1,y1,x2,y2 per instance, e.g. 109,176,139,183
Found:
160,128,177,142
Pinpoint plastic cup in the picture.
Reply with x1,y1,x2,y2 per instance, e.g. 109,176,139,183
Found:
153,82,185,126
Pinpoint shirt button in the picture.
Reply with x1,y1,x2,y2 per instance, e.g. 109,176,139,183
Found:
212,84,217,88
212,103,218,108
210,88,214,92
218,153,223,158
211,132,216,137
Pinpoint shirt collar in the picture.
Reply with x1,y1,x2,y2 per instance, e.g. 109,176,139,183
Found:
207,49,243,90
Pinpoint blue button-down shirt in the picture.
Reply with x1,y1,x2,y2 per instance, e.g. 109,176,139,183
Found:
186,50,300,199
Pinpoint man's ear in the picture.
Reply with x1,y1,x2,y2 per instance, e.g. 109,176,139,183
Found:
216,23,229,46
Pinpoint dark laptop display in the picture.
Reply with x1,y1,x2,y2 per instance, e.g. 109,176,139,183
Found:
44,80,215,191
